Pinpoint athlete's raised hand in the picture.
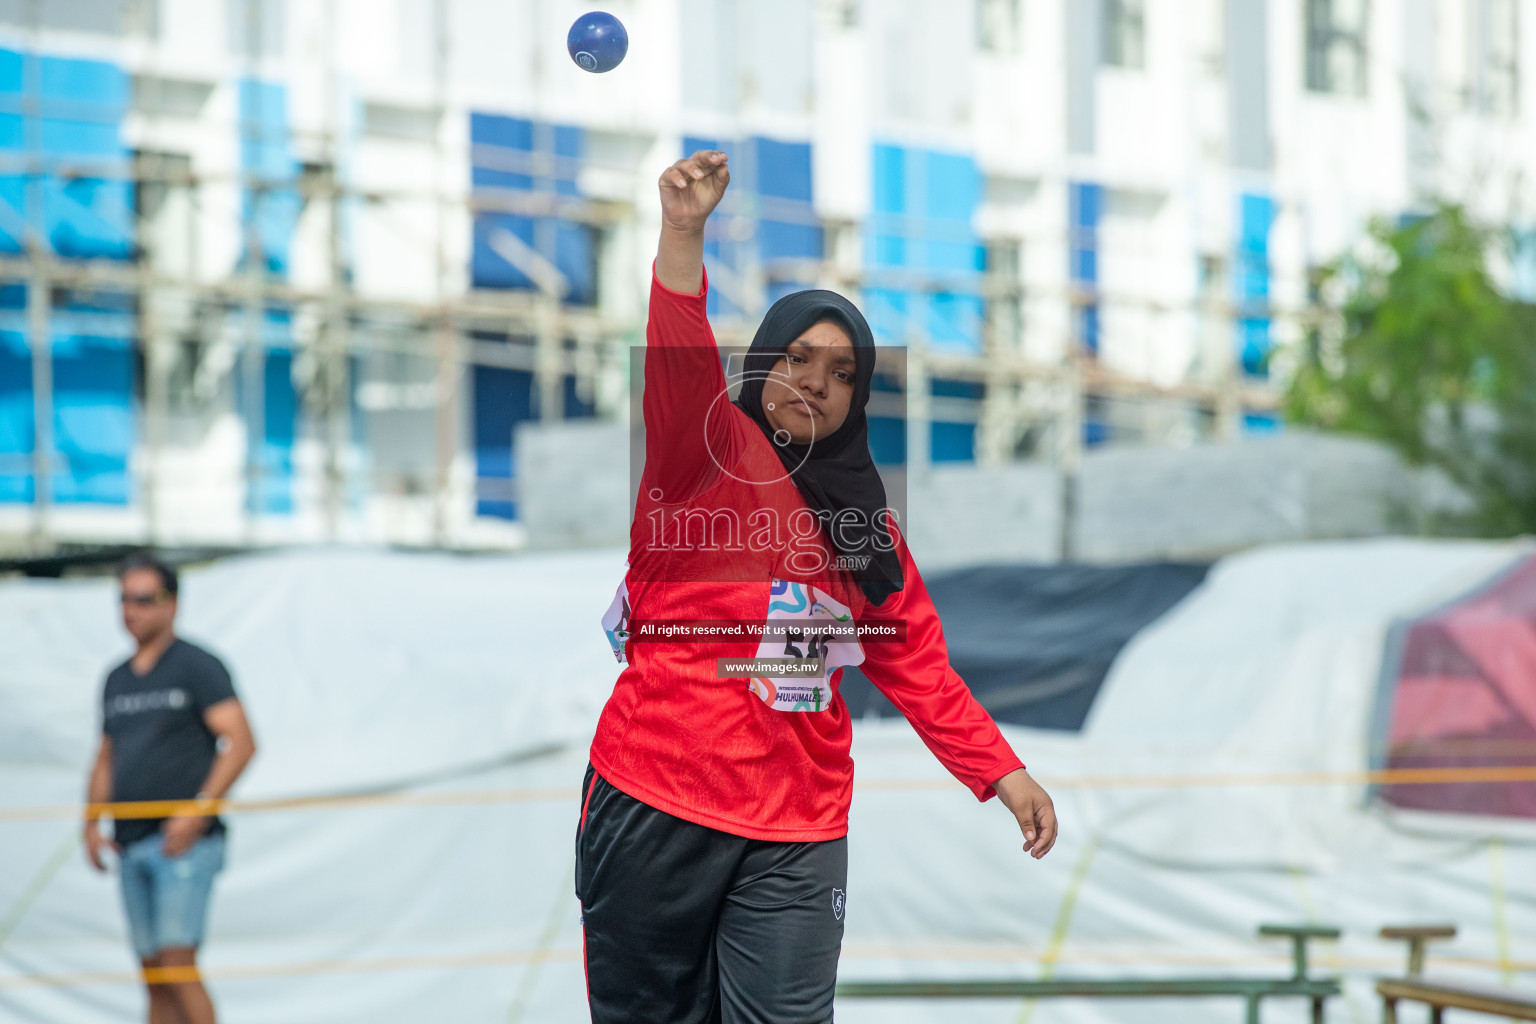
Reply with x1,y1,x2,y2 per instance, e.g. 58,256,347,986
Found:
994,768,1058,860
659,150,730,234
655,151,728,294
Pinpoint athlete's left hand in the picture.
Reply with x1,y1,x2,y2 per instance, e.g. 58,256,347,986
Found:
993,769,1057,859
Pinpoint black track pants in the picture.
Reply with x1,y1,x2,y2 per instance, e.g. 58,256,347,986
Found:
575,764,848,1024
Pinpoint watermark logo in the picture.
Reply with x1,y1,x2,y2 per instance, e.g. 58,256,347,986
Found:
642,504,900,576
625,345,908,585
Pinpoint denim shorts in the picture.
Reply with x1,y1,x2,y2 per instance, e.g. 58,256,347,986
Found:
119,832,226,959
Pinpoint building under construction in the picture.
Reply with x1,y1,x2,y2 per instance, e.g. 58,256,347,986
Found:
2,0,1533,557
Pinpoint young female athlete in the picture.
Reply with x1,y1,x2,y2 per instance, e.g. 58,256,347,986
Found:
577,149,1058,1024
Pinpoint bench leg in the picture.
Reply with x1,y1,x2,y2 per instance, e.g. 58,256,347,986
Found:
1430,1009,1443,1024
1246,993,1261,1024
1382,996,1397,1024
1312,995,1325,1024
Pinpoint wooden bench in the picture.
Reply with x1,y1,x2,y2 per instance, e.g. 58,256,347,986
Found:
1378,925,1536,1023
836,923,1342,1024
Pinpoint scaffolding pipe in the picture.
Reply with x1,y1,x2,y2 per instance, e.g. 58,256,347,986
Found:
241,0,266,541
322,0,349,540
431,0,457,546
24,0,49,547
137,0,169,544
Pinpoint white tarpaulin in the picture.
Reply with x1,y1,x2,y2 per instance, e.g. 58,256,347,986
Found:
2,540,1535,1022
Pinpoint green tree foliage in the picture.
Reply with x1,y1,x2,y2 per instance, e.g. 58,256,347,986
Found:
1285,204,1536,535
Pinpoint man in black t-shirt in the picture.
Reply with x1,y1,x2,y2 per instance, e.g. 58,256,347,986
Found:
84,554,257,1024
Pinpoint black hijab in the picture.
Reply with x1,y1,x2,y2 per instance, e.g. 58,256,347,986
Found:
733,289,904,606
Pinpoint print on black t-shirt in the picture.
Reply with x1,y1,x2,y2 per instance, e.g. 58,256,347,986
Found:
100,639,238,847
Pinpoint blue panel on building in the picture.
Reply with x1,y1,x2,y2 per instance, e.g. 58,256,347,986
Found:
872,144,905,216
756,137,813,203
470,112,534,164
1236,191,1275,380
1243,410,1281,434
1077,305,1101,366
1237,193,1274,292
0,48,20,92
234,81,299,512
1069,181,1102,357
752,136,820,280
0,326,30,502
930,421,975,462
562,374,595,419
867,143,985,356
682,134,820,319
1084,392,1109,448
1238,317,1271,377
468,113,596,519
239,79,301,278
929,378,982,464
0,296,136,505
473,364,535,520
0,50,137,506
924,152,979,222
0,50,133,260
931,377,984,400
51,290,134,504
927,291,984,349
232,310,297,517
256,349,295,515
866,415,906,466
1071,246,1098,284
472,113,595,305
758,217,821,268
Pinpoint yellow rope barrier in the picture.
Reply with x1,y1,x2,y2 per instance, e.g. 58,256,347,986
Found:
4,765,1535,824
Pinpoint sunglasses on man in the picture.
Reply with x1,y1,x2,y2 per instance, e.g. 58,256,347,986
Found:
120,590,170,607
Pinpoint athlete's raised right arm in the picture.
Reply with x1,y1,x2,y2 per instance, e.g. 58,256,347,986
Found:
655,150,728,293
644,151,741,504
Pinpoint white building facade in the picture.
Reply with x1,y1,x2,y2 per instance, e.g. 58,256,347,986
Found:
0,0,1532,553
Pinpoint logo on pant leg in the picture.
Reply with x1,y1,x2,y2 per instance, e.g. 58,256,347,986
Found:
831,887,845,921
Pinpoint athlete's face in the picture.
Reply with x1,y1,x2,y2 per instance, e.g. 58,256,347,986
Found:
761,320,857,446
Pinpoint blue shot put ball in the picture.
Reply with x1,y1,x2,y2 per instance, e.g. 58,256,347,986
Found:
568,11,628,73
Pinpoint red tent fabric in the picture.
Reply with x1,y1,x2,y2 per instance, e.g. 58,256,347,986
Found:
1379,554,1536,819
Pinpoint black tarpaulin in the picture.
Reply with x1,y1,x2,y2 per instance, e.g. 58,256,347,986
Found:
840,562,1210,731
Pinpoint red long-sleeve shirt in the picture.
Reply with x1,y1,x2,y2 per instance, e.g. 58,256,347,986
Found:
587,268,1024,842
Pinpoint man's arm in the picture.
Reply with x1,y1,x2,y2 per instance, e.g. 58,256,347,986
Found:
162,698,257,857
83,736,118,871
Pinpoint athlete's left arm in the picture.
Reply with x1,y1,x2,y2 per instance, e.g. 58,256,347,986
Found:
856,527,1058,859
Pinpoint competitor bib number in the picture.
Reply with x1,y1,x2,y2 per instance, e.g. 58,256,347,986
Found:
746,580,864,713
